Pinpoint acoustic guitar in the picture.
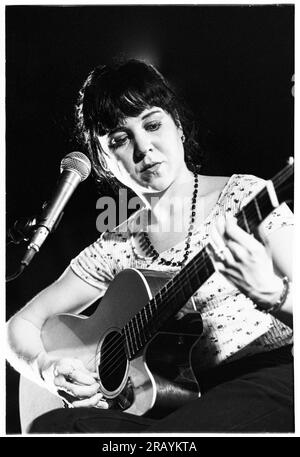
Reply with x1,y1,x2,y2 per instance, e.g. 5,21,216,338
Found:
19,160,294,432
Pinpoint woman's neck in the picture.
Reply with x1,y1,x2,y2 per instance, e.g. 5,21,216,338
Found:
141,168,195,231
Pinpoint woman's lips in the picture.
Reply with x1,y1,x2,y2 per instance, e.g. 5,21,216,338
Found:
141,162,162,173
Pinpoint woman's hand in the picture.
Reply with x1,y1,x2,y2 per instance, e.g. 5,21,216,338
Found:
40,356,108,409
208,216,284,308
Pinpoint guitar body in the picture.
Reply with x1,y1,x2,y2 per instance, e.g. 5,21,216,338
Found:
19,268,202,431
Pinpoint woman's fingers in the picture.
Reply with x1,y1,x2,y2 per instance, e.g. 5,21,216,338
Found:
40,357,105,406
210,216,264,265
54,358,99,385
54,373,100,398
223,216,258,251
208,243,233,267
55,364,99,386
72,392,109,409
209,220,235,266
51,358,102,401
226,239,248,262
208,216,282,304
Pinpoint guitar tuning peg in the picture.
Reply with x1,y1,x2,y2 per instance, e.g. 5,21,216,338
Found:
287,157,294,166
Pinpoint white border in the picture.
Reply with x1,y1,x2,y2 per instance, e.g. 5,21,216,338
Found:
1,0,298,438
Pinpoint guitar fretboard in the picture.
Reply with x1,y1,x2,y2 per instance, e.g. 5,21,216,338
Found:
122,163,293,359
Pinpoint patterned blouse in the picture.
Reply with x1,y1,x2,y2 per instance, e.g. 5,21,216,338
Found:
70,174,294,371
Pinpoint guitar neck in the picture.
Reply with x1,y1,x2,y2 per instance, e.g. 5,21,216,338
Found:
123,162,294,359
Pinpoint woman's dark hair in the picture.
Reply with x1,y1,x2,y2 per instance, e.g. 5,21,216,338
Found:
75,58,203,188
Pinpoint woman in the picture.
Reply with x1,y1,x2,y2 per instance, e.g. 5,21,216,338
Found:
6,59,294,433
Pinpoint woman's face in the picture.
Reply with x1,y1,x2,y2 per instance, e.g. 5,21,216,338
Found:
98,107,187,194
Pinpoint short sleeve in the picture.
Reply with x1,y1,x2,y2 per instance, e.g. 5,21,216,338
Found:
70,232,116,294
260,202,294,236
232,174,294,236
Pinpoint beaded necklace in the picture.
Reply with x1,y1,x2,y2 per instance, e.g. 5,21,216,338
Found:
142,173,198,267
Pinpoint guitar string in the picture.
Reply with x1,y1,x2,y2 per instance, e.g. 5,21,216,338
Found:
87,166,293,380
89,167,293,382
86,166,293,381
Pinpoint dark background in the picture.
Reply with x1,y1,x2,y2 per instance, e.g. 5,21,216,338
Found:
6,5,294,434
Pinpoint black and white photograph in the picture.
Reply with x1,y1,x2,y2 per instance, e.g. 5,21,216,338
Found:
5,2,295,438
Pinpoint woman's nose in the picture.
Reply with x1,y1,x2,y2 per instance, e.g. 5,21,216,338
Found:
133,133,152,162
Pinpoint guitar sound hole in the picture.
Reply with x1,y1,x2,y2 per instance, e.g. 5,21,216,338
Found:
98,330,128,392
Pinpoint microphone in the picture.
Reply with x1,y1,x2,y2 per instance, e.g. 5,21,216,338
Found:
21,151,91,267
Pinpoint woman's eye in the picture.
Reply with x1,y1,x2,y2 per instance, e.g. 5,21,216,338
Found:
145,121,161,132
109,135,129,149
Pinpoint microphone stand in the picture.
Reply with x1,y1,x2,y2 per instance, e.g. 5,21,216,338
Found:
6,264,26,283
6,212,64,282
6,216,37,282
7,216,38,245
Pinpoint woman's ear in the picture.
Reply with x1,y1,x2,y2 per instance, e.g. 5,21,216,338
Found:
178,122,184,137
173,112,185,143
